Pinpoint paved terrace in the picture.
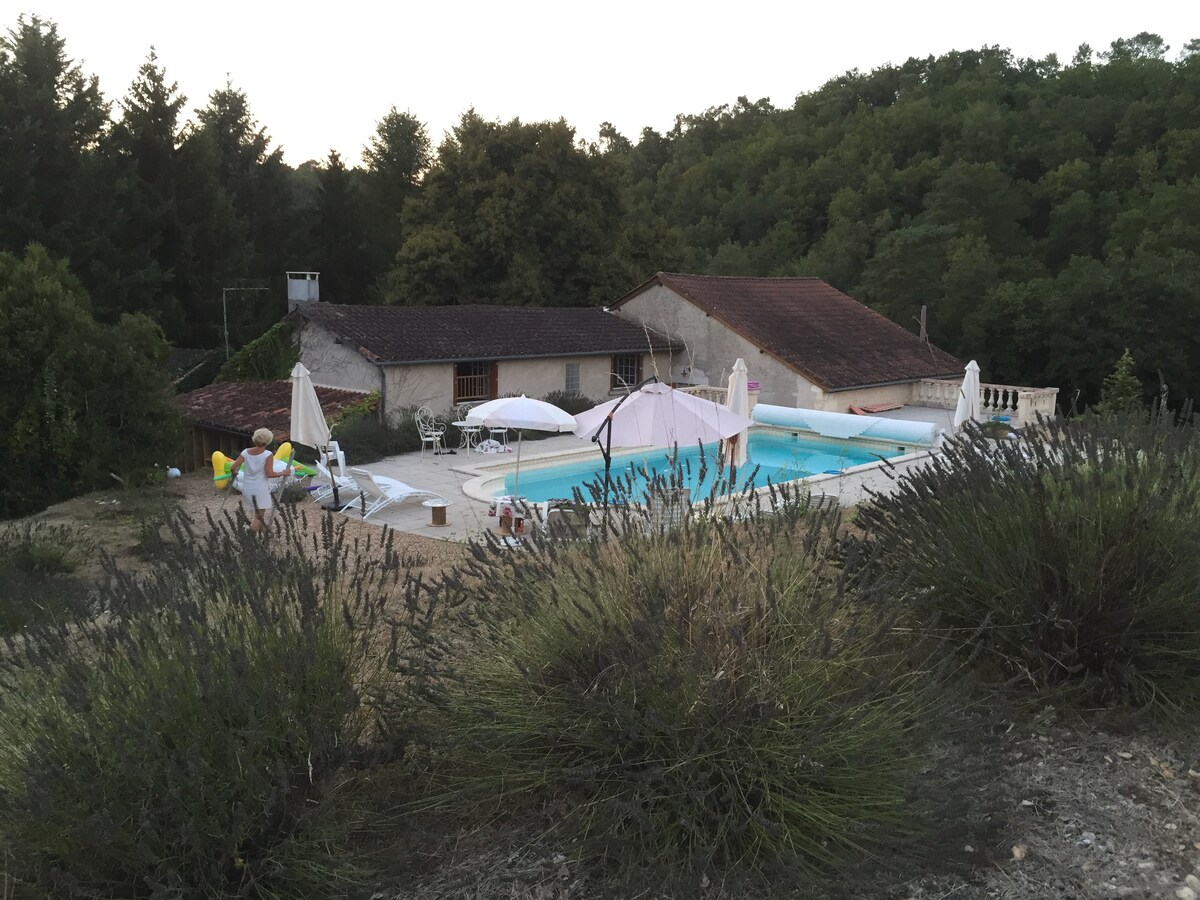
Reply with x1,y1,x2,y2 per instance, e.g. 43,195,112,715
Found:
321,404,957,540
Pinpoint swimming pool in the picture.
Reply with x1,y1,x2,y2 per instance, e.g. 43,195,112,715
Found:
498,430,910,502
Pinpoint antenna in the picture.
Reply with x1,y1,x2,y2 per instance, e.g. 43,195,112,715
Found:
915,305,936,361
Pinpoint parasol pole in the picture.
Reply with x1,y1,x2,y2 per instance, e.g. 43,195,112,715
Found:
587,415,616,509
589,375,658,510
728,436,738,498
513,430,524,497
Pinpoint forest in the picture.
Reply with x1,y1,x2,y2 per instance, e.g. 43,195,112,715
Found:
3,15,1200,487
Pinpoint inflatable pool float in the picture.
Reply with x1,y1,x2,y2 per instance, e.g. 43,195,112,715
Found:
211,442,316,492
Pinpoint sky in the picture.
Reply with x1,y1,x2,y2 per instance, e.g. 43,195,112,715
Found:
18,0,1197,167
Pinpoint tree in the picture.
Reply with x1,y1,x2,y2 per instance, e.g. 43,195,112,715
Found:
363,107,431,194
310,151,371,302
597,121,632,155
0,245,179,515
856,224,958,335
189,82,297,343
362,107,431,282
939,233,999,351
0,15,108,260
82,49,188,334
382,112,628,307
1100,33,1169,63
379,225,467,305
1094,349,1144,414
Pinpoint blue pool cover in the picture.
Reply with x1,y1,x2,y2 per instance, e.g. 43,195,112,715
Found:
750,404,939,446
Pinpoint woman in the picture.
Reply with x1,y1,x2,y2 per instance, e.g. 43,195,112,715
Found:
228,428,284,532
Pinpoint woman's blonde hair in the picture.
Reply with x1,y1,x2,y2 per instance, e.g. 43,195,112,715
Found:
252,428,273,447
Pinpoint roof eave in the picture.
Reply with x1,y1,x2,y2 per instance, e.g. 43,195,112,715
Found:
301,308,683,365
823,372,964,392
185,418,256,437
371,344,684,366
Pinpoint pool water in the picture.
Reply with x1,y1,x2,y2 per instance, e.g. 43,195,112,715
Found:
501,430,904,502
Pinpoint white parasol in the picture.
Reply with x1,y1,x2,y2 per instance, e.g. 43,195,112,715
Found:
573,380,754,504
289,362,331,449
953,360,982,430
467,395,575,496
723,358,750,469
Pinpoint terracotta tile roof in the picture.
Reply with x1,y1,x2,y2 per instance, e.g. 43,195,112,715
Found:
177,381,367,442
293,303,681,363
610,273,963,391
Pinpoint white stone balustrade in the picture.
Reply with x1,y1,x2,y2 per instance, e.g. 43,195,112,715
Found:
914,379,1058,427
677,385,730,404
681,378,1057,428
912,378,961,408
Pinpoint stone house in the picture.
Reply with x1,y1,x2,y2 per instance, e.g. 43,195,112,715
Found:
609,273,965,411
292,303,681,421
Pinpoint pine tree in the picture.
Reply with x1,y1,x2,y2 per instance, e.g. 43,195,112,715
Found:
1095,349,1144,415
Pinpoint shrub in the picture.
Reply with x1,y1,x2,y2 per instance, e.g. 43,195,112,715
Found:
0,522,94,634
539,389,597,416
331,406,423,463
436,482,932,875
0,567,93,637
215,318,299,382
0,508,448,897
975,419,1014,440
0,521,89,576
856,412,1200,710
276,480,311,505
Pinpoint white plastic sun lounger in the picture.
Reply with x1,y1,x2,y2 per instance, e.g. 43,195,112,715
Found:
339,467,447,521
311,460,361,504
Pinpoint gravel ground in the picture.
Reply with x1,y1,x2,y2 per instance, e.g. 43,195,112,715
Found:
370,711,1200,900
32,471,470,581
881,705,1199,900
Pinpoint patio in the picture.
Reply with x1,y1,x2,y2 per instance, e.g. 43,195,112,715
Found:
323,434,584,540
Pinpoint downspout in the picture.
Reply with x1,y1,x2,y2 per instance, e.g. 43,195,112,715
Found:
373,362,387,424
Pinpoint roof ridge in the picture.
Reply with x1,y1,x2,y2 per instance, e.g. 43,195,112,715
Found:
659,272,825,282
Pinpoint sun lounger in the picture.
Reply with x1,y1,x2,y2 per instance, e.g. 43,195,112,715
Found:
311,460,361,504
340,467,447,521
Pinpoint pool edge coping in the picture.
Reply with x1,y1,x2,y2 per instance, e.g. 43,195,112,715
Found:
454,426,940,506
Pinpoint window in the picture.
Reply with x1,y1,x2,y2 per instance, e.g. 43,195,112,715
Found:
611,354,641,392
564,362,580,394
454,361,496,404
